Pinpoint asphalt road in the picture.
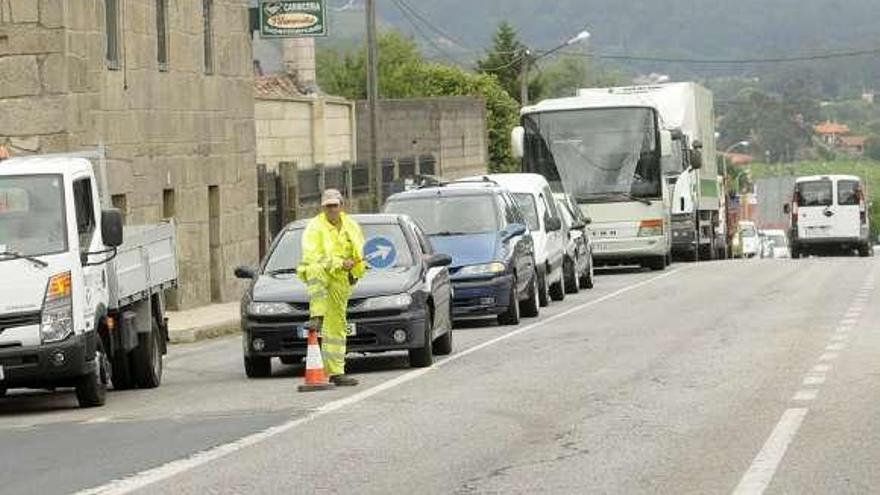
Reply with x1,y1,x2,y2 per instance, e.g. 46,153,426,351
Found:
2,258,880,494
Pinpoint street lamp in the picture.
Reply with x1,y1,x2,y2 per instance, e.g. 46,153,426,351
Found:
520,28,591,105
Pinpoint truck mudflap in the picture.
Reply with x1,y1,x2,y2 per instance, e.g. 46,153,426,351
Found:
0,332,98,389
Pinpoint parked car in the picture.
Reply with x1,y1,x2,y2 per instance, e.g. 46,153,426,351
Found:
459,173,566,306
737,221,761,259
785,174,873,258
761,229,790,259
384,180,540,326
234,214,454,377
554,192,595,291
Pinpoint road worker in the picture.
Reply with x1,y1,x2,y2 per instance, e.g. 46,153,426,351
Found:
298,188,365,386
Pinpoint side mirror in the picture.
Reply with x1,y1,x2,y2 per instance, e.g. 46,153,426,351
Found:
571,221,586,231
425,253,452,268
511,126,525,159
659,130,674,158
689,149,703,170
101,208,124,247
505,223,527,239
583,216,593,225
234,266,256,279
545,216,563,232
783,204,791,215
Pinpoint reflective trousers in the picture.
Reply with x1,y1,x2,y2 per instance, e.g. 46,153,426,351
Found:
314,283,350,377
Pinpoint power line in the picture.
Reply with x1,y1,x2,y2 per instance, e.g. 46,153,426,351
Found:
549,47,880,64
393,0,472,50
389,0,463,65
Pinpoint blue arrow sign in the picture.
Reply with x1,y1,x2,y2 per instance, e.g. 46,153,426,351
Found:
363,236,397,270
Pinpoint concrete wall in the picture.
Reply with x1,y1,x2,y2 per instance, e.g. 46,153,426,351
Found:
0,0,258,309
255,96,355,171
355,96,488,179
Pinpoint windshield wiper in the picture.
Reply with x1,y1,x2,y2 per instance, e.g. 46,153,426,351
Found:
433,231,471,237
0,250,49,268
268,267,297,275
576,192,651,206
616,192,652,206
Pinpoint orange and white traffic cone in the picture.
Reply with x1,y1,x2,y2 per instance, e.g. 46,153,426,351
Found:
298,327,335,392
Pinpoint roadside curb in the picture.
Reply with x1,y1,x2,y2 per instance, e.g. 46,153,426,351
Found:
169,318,241,344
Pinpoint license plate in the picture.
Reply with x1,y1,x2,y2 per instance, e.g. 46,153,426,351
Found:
298,323,357,338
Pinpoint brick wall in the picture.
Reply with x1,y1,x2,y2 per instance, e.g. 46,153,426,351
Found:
0,0,258,309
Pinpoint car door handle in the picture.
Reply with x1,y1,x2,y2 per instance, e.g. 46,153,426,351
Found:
824,209,834,217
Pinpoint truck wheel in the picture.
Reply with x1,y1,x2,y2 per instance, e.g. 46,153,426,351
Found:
498,281,521,326
111,353,135,391
409,315,434,368
579,259,595,289
645,256,666,271
859,244,871,257
537,270,550,307
76,339,108,408
0,386,6,397
564,258,580,294
131,317,163,389
520,275,540,317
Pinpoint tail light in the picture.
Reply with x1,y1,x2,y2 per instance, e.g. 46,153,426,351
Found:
637,219,664,237
859,188,867,224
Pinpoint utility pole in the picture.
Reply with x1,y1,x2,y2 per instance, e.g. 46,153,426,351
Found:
519,49,531,106
366,0,381,212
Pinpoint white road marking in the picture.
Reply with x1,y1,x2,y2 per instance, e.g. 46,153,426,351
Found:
830,334,848,343
844,311,861,319
83,416,113,424
840,318,858,326
812,364,832,373
71,271,685,495
819,352,839,361
835,326,852,334
803,375,826,386
826,343,847,351
792,390,819,402
732,408,809,495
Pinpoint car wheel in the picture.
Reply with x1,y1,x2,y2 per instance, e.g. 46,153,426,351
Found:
520,275,540,317
549,268,565,302
76,338,108,408
244,356,272,378
111,351,135,391
280,356,303,365
579,257,595,289
433,318,453,356
859,244,871,257
564,257,580,294
0,386,6,397
537,270,550,307
409,315,434,367
498,280,521,326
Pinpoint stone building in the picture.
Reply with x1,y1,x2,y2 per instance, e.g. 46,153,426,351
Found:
0,0,258,309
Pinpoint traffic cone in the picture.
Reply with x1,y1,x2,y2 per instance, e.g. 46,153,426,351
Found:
298,327,335,392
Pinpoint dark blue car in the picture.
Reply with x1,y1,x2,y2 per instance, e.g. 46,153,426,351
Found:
385,181,540,325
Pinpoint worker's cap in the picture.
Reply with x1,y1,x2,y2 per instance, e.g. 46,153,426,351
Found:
321,188,344,206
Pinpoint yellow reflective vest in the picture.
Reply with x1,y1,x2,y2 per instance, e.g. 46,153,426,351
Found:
298,212,366,317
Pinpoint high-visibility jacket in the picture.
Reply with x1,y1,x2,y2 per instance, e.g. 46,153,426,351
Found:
298,212,366,317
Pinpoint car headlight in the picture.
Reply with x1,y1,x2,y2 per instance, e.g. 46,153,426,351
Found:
247,302,299,316
457,262,506,277
360,294,412,311
41,272,73,343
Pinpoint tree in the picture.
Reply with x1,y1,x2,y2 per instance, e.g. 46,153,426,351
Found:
316,31,520,172
476,21,542,103
866,135,880,162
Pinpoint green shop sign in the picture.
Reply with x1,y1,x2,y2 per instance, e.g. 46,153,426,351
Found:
260,1,328,38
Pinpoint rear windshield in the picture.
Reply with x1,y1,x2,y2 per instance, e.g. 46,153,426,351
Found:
741,225,757,237
796,180,833,207
385,194,500,236
837,180,861,206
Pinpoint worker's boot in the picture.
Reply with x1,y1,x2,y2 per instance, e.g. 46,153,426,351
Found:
329,375,359,386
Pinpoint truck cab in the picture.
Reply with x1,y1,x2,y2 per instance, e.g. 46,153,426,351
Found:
0,154,175,407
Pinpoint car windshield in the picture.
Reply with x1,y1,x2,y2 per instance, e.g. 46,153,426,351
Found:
511,193,539,231
264,223,415,273
0,175,67,259
741,225,757,237
385,194,500,235
797,180,833,207
522,107,662,201
769,235,787,246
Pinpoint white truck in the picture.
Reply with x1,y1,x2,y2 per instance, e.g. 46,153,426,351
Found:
0,152,177,407
512,83,715,270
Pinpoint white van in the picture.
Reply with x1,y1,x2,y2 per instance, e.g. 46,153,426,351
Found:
460,174,567,306
736,220,761,258
786,175,872,258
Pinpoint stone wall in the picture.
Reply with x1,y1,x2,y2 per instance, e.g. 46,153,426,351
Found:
355,96,488,179
0,0,258,309
255,96,355,171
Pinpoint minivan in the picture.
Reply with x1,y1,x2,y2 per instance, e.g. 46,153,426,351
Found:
785,175,872,258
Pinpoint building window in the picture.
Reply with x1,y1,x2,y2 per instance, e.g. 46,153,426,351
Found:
106,0,121,69
156,0,169,71
203,0,214,75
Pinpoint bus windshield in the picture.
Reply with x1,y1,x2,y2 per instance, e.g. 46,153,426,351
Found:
522,107,661,202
